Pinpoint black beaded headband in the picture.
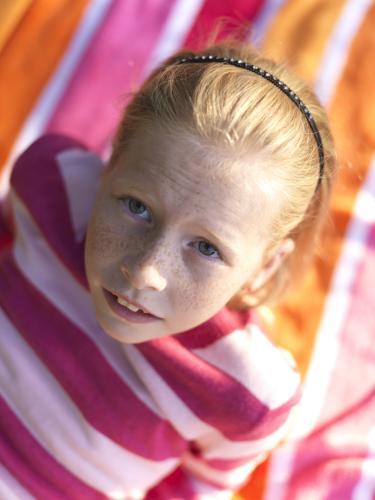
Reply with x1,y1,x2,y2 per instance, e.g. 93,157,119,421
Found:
173,54,325,193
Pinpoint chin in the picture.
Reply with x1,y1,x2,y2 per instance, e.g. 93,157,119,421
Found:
105,329,137,344
96,317,134,343
99,319,162,344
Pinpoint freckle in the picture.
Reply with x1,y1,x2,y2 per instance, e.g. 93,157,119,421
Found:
93,235,111,254
175,284,202,312
91,224,122,258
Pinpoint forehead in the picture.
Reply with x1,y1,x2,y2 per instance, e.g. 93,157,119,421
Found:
108,125,274,239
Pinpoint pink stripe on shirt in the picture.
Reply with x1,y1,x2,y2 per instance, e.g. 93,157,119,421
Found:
138,337,301,440
0,253,186,461
174,306,255,349
0,396,106,499
144,467,196,500
10,134,90,288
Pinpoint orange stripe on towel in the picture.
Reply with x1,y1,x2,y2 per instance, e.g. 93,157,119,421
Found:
0,0,32,54
237,2,360,499
261,0,347,84
0,0,89,169
262,1,375,380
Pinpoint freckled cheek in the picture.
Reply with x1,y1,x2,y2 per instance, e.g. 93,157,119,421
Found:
85,205,137,261
170,265,239,314
87,223,122,260
86,217,161,269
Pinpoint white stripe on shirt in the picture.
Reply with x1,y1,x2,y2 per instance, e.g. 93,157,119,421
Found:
0,308,178,495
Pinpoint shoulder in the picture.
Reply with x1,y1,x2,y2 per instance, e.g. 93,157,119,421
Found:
188,315,302,439
191,319,301,410
8,134,105,284
139,310,302,440
176,306,301,410
9,133,105,239
10,133,103,195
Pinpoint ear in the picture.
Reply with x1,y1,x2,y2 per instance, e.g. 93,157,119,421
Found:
249,238,295,292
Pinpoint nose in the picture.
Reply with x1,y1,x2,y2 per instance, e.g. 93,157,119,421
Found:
120,239,168,291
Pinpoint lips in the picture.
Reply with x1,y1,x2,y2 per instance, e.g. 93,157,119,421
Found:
103,288,162,323
115,292,154,316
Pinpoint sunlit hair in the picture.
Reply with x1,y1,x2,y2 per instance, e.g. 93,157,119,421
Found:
107,34,338,310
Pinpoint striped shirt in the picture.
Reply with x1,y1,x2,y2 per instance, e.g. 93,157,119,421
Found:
0,134,302,500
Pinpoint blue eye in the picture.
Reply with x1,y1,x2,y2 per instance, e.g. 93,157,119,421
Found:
195,240,221,260
120,197,221,261
122,197,151,221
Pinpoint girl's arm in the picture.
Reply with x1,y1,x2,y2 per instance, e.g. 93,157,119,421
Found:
145,394,300,499
136,323,302,499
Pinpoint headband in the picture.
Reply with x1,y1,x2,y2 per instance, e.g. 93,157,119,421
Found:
173,54,324,193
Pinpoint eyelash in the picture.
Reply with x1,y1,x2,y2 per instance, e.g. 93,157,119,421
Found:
119,196,222,260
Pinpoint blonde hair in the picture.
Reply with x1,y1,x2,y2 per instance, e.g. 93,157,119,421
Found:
108,36,338,310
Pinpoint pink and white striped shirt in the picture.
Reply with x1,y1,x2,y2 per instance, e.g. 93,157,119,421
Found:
0,135,302,499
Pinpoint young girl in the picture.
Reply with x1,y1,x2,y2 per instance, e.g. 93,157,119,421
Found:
0,38,336,499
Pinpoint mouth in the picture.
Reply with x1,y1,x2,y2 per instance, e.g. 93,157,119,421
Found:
103,288,162,324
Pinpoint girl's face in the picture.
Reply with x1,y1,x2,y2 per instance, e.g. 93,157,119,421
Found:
84,125,273,343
